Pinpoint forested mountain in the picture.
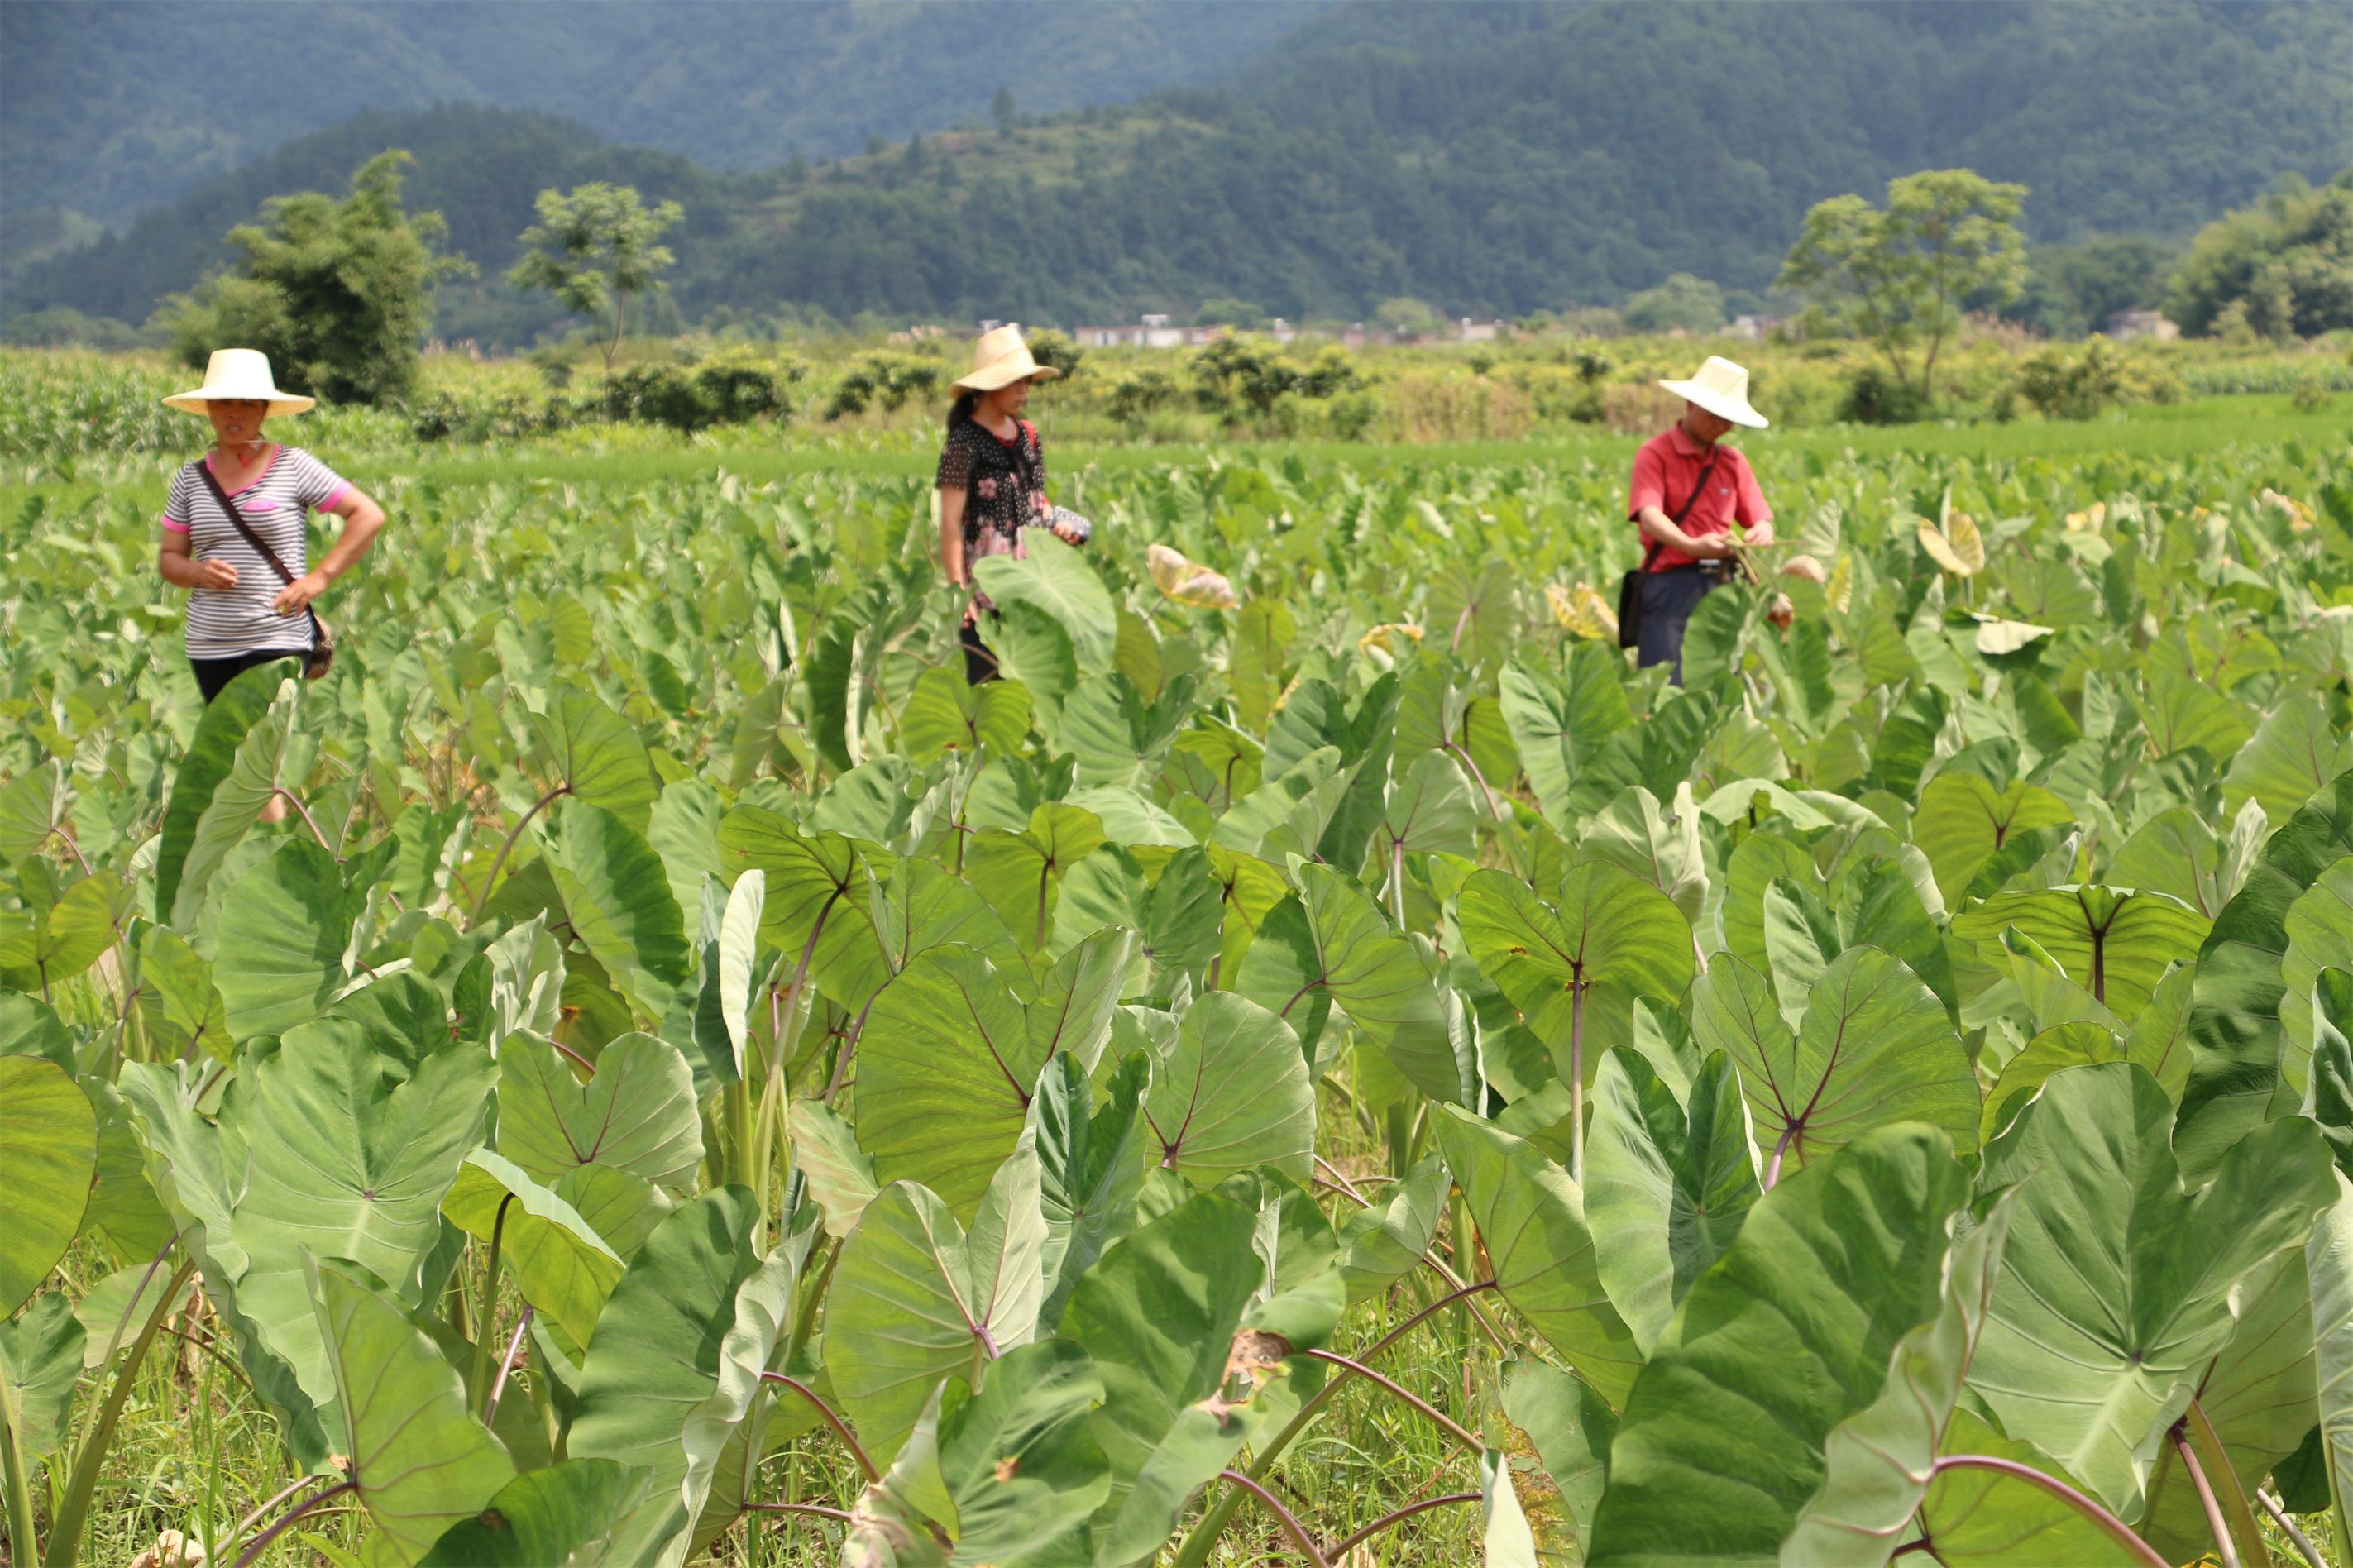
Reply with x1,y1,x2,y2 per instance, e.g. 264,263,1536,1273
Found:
8,1,2348,338
0,0,1330,226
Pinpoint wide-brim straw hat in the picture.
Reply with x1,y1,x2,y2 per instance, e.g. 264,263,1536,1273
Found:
163,348,314,416
953,324,1061,392
1658,355,1767,428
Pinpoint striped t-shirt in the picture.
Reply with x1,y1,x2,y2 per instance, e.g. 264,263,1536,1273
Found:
160,446,349,657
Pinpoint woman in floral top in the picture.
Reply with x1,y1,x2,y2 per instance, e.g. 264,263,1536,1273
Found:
937,325,1083,683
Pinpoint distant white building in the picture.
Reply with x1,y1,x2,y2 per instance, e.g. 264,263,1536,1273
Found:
1728,313,1785,341
2102,308,2179,342
1070,314,1223,348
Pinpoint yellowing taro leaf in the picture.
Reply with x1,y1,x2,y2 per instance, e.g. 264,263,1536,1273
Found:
2261,488,2315,532
1358,622,1424,653
1917,510,1984,576
1545,583,1619,642
1972,615,2054,656
2064,502,2107,533
1145,543,1238,609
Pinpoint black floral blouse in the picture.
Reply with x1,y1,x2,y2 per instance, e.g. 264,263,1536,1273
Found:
935,417,1047,557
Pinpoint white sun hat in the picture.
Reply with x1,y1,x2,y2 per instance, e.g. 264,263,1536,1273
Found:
163,348,315,416
952,324,1063,393
1657,355,1767,429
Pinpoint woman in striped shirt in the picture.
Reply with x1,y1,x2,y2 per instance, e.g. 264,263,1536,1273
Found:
155,349,385,820
155,350,385,702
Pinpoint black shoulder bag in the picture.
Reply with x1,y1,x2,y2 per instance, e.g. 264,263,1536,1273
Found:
195,461,336,679
1616,449,1721,650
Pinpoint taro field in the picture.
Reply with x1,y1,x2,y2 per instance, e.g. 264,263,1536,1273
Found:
4,408,2353,1568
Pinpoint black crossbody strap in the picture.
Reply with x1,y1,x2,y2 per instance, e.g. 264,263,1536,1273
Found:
195,457,325,641
1639,449,1722,570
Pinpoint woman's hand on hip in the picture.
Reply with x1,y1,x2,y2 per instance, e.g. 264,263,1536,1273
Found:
274,570,328,615
195,558,239,590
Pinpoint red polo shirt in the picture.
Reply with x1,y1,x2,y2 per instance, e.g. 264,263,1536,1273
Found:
1627,423,1772,571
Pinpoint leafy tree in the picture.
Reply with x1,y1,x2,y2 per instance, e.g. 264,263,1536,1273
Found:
1024,327,1083,379
507,183,684,373
1375,297,1444,337
1622,272,1724,334
1193,298,1265,329
164,150,467,407
1778,169,2028,403
2164,169,2353,339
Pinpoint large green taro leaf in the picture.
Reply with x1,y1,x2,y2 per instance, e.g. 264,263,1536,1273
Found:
0,1054,96,1313
1027,1051,1150,1331
1061,1191,1261,1536
1456,863,1693,1105
210,837,379,1040
1232,860,1461,1102
167,676,299,927
2282,857,2353,1097
1585,1124,1971,1567
2178,769,2353,1182
822,1155,1046,1470
1141,992,1314,1190
2308,1169,2353,1546
1779,1187,2020,1566
1913,1409,2145,1564
1432,1104,1641,1407
1336,1152,1447,1306
441,1150,624,1350
416,1459,653,1566
495,1030,704,1198
1949,885,2209,1021
528,684,661,830
308,1255,516,1566
228,1035,495,1408
117,1059,332,1466
1970,1061,2336,1517
125,925,229,1064
1500,1356,1617,1566
568,1186,787,1567
538,798,691,1021
2135,1249,2318,1563
1911,771,2076,906
1499,648,1632,834
973,537,1118,668
2226,692,2353,824
1691,948,1978,1178
965,801,1108,953
0,1289,81,1472
1584,1047,1759,1357
935,1338,1112,1564
899,664,1035,766
0,870,132,1003
854,930,1133,1218
155,657,289,925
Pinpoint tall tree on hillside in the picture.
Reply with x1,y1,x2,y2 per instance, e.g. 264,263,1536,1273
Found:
507,184,683,373
1778,170,2028,403
2164,169,2353,340
164,150,469,406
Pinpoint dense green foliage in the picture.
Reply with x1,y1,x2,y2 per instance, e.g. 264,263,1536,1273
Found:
2167,170,2353,341
160,151,468,408
2,355,2353,1566
8,2,2348,338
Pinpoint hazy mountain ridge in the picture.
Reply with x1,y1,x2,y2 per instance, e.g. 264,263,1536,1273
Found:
7,0,2346,337
0,0,1332,225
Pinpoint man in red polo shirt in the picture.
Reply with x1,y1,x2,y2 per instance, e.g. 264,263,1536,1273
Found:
1626,356,1774,681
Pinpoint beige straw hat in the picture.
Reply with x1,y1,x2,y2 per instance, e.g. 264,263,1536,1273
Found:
1658,356,1767,428
163,348,315,416
953,325,1061,393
